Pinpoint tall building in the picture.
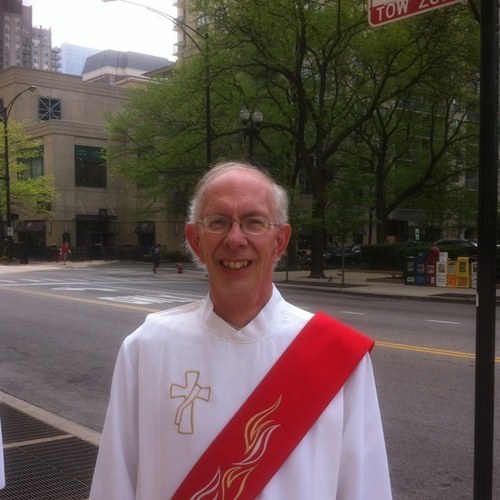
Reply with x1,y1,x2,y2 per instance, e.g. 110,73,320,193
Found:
174,0,204,59
59,43,102,76
0,0,60,72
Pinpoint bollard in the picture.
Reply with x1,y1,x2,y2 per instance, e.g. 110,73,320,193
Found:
176,263,184,274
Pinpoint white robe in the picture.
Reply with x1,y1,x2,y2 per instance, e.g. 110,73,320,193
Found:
90,287,392,500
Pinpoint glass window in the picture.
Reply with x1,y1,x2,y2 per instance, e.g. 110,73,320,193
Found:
75,145,106,188
38,97,61,121
19,146,44,179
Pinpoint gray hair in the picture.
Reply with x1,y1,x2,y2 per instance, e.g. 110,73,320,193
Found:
188,161,289,224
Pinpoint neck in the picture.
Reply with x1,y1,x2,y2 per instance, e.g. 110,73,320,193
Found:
210,286,273,329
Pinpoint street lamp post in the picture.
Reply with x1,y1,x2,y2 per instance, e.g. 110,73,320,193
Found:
102,0,212,166
239,106,263,162
1,85,37,260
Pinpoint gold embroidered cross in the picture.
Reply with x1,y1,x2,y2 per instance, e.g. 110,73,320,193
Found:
170,371,211,434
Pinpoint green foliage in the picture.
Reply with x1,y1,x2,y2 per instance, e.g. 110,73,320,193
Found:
325,165,370,244
361,243,430,270
104,0,480,273
0,121,57,220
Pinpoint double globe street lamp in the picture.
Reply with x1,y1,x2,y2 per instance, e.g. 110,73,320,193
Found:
102,0,212,166
239,106,263,162
1,85,37,260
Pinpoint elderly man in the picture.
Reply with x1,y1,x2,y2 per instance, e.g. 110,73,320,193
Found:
90,161,392,499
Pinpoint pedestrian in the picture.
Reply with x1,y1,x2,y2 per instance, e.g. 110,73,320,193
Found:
90,161,392,499
59,241,70,265
150,244,161,273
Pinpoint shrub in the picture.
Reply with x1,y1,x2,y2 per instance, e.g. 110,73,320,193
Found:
361,243,430,270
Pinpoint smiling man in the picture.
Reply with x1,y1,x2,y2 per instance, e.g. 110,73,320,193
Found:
90,161,392,500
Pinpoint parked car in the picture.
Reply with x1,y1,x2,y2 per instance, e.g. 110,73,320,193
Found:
323,246,357,264
432,238,477,249
351,244,362,255
432,239,478,259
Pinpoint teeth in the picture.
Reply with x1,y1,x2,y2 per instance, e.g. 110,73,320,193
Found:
223,260,249,269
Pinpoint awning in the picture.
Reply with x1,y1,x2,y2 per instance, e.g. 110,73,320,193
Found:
75,213,118,221
135,222,155,234
15,221,46,232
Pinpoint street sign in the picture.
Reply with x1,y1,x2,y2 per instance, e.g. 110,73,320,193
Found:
7,226,13,237
369,0,462,27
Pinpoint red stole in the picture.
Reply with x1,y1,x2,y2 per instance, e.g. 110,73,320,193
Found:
172,311,374,499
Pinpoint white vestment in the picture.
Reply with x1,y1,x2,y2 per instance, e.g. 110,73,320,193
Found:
90,286,392,500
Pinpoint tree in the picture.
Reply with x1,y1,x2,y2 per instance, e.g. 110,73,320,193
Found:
193,0,479,276
0,121,57,257
348,7,479,243
106,1,479,276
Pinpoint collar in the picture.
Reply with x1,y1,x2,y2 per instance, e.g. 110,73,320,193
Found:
202,285,283,343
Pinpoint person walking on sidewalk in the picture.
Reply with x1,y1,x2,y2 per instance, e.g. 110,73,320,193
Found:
59,241,70,265
90,161,392,500
150,244,161,273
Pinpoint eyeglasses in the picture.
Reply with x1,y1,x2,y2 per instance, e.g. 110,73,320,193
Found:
197,215,279,235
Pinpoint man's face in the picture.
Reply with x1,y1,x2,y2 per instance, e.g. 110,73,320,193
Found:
186,169,290,302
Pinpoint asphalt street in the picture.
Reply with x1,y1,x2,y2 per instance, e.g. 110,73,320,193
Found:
0,260,498,499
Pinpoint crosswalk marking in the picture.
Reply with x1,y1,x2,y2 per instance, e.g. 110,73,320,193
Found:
100,293,202,305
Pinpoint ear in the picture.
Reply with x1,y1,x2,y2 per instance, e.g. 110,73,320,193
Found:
275,223,292,259
185,223,206,264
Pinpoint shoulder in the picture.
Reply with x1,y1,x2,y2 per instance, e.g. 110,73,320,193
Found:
271,286,313,325
123,299,206,348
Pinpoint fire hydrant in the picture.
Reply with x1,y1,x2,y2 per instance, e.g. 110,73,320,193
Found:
176,262,184,274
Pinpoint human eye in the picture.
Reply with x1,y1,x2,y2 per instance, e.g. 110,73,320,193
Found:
205,215,229,232
242,216,269,234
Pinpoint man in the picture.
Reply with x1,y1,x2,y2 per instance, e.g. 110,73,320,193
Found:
150,244,161,274
90,161,392,499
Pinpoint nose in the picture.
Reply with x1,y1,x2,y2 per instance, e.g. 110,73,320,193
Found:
223,220,248,247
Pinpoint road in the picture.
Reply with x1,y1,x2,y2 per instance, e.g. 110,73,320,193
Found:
0,262,498,499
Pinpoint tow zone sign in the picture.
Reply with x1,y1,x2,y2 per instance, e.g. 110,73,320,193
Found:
369,0,462,27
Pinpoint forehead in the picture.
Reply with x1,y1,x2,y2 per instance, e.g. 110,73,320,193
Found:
201,169,274,214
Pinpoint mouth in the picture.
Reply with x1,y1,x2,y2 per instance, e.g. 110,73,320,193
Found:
221,259,250,270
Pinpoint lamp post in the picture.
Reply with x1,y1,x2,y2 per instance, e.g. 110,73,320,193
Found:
102,0,212,166
1,85,37,260
239,106,263,162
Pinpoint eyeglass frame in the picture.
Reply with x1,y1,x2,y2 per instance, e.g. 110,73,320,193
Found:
196,214,281,235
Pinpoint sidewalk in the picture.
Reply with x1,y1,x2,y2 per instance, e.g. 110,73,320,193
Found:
272,267,484,303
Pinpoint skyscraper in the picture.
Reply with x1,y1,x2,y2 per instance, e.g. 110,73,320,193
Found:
0,0,60,71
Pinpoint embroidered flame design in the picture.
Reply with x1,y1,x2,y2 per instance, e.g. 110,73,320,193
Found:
191,397,282,500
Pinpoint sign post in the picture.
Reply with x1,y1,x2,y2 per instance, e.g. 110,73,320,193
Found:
369,0,462,27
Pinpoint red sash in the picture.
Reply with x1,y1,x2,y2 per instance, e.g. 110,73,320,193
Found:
172,311,374,500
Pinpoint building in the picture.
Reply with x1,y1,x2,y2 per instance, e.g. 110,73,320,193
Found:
82,50,172,86
0,66,185,258
0,0,60,72
59,43,102,76
173,0,208,60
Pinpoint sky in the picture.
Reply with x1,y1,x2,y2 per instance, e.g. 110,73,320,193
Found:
25,0,178,60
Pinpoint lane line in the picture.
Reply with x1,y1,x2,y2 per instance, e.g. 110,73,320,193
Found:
427,319,461,325
376,340,500,363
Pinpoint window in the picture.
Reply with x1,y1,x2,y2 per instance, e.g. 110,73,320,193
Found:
75,145,106,188
38,97,61,121
19,146,44,179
